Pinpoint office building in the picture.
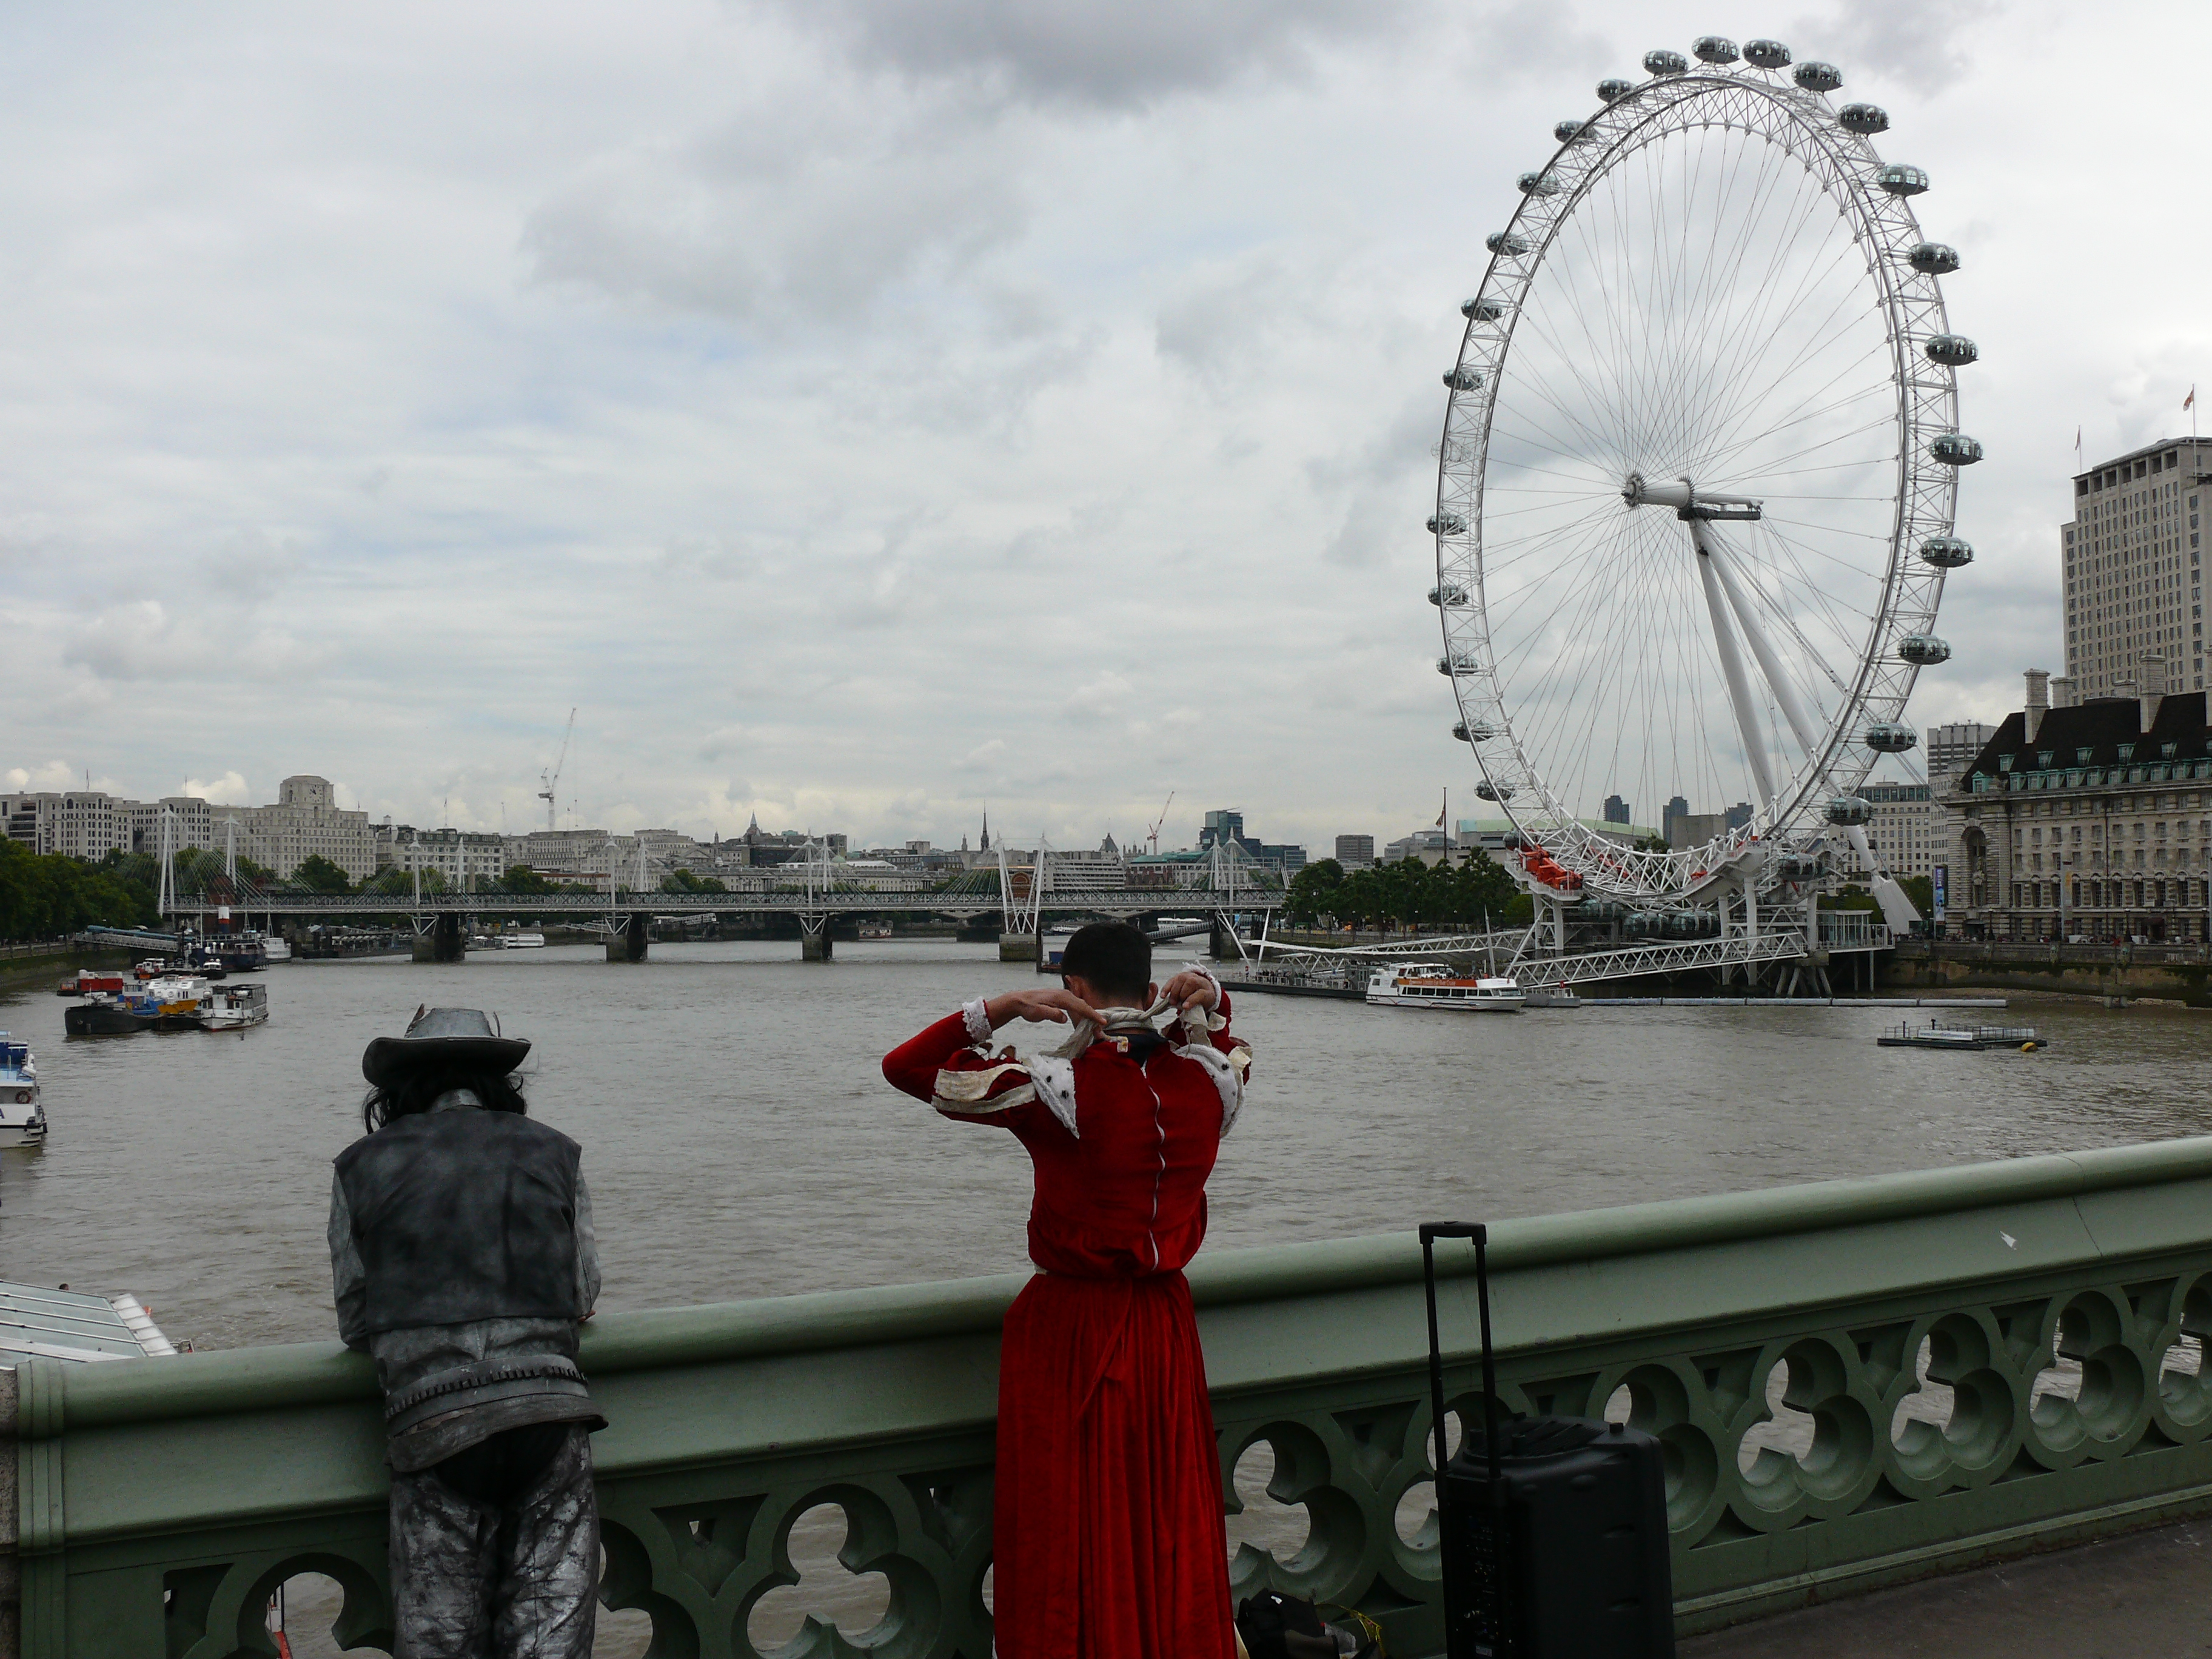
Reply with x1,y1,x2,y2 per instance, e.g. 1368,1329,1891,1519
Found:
1334,834,1375,870
1863,783,1933,878
2062,437,2212,697
375,824,510,888
1602,794,1631,826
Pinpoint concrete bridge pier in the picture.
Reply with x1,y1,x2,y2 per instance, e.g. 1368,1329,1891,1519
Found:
606,913,649,963
1207,914,1236,964
802,916,834,961
998,932,1036,964
413,911,465,964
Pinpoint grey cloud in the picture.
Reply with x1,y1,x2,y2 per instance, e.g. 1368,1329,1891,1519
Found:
766,0,1416,109
522,101,1028,324
1792,0,2002,93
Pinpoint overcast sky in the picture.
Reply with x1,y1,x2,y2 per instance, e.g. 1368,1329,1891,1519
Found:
3,0,2204,851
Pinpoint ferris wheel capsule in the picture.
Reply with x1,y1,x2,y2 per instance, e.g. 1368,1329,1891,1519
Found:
1462,295,1506,321
1643,49,1688,76
1438,652,1482,676
1429,585,1468,607
1919,536,1974,568
1825,797,1873,826
1925,334,1979,366
1518,171,1560,196
1838,102,1889,134
1428,510,1469,534
1475,780,1515,802
1453,720,1496,743
1597,78,1634,103
1898,634,1952,665
1792,61,1843,92
1864,723,1919,753
1743,39,1792,69
1908,241,1961,274
1877,164,1929,196
1443,366,1484,392
1931,432,1984,465
1554,119,1584,142
1693,36,1739,64
1487,231,1530,256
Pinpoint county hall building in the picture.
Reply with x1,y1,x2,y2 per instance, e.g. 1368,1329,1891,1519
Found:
1940,666,2212,942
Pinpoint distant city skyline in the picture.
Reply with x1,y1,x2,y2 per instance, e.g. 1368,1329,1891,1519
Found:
4,5,2198,851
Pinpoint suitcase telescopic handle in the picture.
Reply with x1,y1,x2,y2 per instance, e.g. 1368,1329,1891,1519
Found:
1420,1224,1507,1640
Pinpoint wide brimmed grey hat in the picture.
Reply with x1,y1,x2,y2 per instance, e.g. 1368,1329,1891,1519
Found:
361,1005,530,1087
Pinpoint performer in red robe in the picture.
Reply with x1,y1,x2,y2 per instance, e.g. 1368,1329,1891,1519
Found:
882,921,1251,1658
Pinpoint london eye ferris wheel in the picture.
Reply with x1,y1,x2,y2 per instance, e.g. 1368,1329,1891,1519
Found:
1433,36,1976,908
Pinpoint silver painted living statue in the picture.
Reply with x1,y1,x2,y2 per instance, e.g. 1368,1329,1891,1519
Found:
329,1006,605,1658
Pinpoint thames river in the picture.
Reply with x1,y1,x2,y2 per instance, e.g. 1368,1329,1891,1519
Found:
10,940,2212,1655
6,938,2212,1352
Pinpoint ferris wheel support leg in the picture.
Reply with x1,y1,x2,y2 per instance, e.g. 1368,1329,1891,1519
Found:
1701,531,1824,759
1692,534,1776,805
1844,823,1923,936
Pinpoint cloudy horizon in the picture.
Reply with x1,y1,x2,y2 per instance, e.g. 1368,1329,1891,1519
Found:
5,0,2204,853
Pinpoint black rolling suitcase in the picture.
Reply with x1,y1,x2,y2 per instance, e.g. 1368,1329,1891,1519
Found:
1419,1222,1676,1659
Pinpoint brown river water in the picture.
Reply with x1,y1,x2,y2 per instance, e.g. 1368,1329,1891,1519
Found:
4,939,2209,1654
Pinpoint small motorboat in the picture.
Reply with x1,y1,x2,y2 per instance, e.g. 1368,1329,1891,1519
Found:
0,1034,46,1147
139,974,215,1030
199,983,269,1032
504,931,547,950
57,970,128,997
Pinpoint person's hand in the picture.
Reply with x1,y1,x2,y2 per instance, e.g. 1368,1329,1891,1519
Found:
984,987,1106,1031
1160,970,1219,1014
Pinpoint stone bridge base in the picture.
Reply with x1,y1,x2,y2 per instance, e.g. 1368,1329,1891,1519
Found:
605,914,649,963
412,913,464,964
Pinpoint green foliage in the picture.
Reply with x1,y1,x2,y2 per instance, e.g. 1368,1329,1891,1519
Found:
1284,851,1521,931
358,868,417,898
292,854,355,894
1821,884,1882,912
1899,874,1934,916
498,865,558,896
660,868,728,894
0,840,158,939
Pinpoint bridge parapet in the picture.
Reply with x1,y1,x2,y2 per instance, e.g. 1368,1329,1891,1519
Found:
12,1139,2212,1655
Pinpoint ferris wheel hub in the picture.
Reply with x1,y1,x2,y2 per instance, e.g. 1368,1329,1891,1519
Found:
1620,473,1764,520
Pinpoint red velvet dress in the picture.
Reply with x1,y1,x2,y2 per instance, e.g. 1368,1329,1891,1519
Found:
882,997,1252,1658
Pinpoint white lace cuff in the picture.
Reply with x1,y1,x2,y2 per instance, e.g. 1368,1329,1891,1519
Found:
960,997,993,1045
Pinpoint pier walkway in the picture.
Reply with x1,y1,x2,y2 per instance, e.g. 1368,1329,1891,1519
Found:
1686,1517,2211,1657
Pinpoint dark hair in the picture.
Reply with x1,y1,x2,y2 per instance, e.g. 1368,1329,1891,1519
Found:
1057,921,1153,1002
362,1068,528,1133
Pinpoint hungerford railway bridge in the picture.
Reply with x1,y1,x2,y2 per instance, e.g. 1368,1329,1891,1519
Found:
138,845,1287,965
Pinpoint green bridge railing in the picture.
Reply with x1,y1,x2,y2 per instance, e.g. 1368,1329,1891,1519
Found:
10,1138,2212,1657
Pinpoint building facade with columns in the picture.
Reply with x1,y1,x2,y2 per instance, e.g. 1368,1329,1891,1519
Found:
1938,665,2212,941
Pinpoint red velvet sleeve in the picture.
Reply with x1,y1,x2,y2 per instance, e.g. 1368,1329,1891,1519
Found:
882,1009,1043,1127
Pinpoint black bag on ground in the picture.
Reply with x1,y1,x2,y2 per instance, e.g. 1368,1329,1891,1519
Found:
1235,1589,1378,1659
1419,1223,1675,1659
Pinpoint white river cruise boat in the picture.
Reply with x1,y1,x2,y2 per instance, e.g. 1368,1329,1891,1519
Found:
1,1034,47,1147
1364,962,1526,1013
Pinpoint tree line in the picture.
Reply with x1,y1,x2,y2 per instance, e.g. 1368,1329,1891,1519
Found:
1281,854,1532,932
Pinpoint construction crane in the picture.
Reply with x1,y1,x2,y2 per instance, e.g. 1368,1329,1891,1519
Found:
1145,790,1175,854
538,709,575,832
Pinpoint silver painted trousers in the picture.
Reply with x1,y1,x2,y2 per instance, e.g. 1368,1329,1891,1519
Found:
388,1423,600,1659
